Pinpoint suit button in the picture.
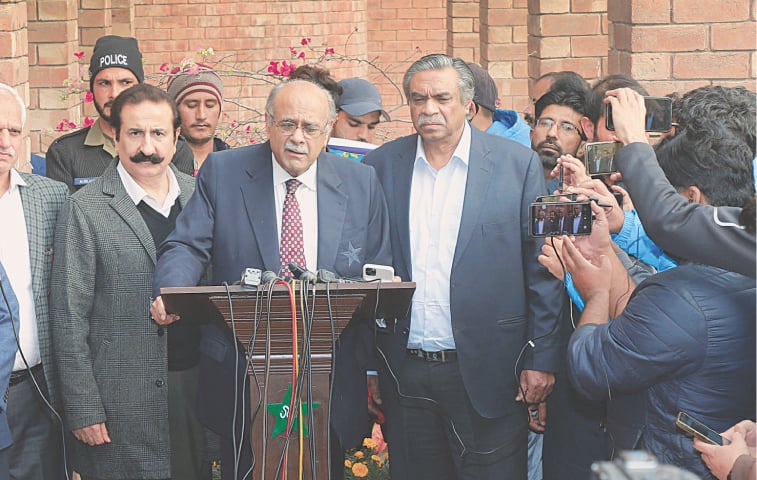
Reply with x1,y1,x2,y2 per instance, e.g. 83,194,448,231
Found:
155,379,164,387
402,328,409,335
157,327,164,336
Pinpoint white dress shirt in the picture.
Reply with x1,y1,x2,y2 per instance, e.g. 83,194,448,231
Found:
0,169,41,371
117,162,180,216
272,155,318,271
407,123,471,351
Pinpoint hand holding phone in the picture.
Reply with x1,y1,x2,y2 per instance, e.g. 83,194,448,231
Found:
603,88,652,145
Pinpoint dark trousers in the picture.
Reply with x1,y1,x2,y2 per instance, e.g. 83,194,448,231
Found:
7,367,65,480
168,366,210,480
542,372,610,479
397,355,527,480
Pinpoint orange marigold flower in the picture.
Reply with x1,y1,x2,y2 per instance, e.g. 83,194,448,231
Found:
354,451,364,458
351,463,369,477
371,454,382,467
362,438,377,450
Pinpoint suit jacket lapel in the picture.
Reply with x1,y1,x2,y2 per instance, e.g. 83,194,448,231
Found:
316,155,348,270
103,165,158,264
453,129,494,267
18,177,46,302
240,144,280,271
394,137,416,279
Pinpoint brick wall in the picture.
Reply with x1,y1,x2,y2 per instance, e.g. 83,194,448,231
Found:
609,0,756,95
0,0,30,169
0,0,754,156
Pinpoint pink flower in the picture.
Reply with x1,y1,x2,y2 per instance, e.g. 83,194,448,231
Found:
55,121,66,132
267,61,280,75
229,120,238,129
324,47,335,55
298,51,305,60
245,125,251,133
83,116,95,127
280,60,295,77
74,51,85,59
300,38,311,46
84,91,93,103
249,138,255,144
159,63,169,73
496,97,502,107
67,120,77,129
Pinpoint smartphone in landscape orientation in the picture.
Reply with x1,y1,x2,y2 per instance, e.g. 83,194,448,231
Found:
606,96,673,132
529,201,592,237
584,141,623,175
676,411,729,446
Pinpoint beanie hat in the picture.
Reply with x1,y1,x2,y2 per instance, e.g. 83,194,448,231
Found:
89,35,144,91
166,64,224,106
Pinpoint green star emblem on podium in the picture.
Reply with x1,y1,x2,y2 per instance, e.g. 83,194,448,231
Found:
266,384,320,438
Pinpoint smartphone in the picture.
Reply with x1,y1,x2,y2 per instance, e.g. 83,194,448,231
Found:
606,96,673,132
676,411,729,446
535,193,578,203
530,201,592,237
584,141,623,175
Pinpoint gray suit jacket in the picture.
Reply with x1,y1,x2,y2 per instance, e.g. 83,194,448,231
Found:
18,172,68,408
363,128,564,418
50,161,195,479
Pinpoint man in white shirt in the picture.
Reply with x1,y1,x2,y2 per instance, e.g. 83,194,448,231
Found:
0,82,68,480
50,84,202,480
363,54,563,480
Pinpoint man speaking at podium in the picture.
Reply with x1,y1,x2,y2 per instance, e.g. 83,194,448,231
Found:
150,79,391,479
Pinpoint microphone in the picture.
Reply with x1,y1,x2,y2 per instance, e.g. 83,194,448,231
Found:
316,268,341,283
288,263,317,283
261,270,278,284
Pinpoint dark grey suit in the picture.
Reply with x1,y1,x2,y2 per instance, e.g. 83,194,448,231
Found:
363,128,563,478
50,162,195,479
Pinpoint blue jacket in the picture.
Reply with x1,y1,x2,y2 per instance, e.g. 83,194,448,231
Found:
0,262,20,450
486,109,531,148
568,263,755,479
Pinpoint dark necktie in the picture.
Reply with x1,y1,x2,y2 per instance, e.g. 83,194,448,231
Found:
279,179,306,278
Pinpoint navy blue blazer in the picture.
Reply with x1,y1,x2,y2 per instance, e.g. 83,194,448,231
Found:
363,128,564,419
153,141,392,446
0,262,20,450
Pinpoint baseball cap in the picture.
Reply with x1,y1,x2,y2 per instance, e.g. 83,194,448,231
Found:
338,78,390,121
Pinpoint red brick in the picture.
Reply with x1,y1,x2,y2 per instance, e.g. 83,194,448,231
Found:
629,52,671,80
38,1,77,21
153,16,187,29
485,60,513,78
397,29,429,41
28,20,77,42
135,5,171,17
711,22,757,51
571,35,608,57
539,13,602,36
0,29,27,58
451,32,479,47
632,25,707,53
539,56,603,78
80,27,113,46
78,8,110,28
483,25,513,43
413,0,444,6
630,0,671,24
606,0,631,23
28,64,77,88
451,3,479,17
379,19,413,30
36,42,74,65
571,0,605,12
498,77,528,96
27,0,38,23
528,0,570,14
513,25,528,42
674,52,751,79
529,35,571,58
80,0,112,8
674,0,750,23
610,22,631,51
451,17,473,32
487,9,527,26
188,16,221,28
170,4,206,15
368,8,397,20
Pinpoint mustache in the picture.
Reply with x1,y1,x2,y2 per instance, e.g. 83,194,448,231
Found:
285,140,309,154
417,114,446,126
130,152,164,164
0,147,16,157
536,139,562,154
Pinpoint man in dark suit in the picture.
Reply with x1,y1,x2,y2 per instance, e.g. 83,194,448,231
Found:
150,79,391,480
362,54,563,480
46,35,194,192
0,82,68,480
50,84,202,479
570,204,591,235
0,263,20,477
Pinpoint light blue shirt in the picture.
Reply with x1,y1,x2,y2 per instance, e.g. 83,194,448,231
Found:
407,123,472,351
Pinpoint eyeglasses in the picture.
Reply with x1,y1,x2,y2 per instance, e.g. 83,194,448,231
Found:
535,118,583,137
272,119,329,139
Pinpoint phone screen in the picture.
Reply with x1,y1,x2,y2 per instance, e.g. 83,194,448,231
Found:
584,141,622,175
676,412,728,446
606,96,673,132
530,201,592,237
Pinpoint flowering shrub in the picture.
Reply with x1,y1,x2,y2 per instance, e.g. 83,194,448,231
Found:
51,30,419,148
344,424,389,479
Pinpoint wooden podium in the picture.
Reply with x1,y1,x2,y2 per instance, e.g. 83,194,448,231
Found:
161,281,414,479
